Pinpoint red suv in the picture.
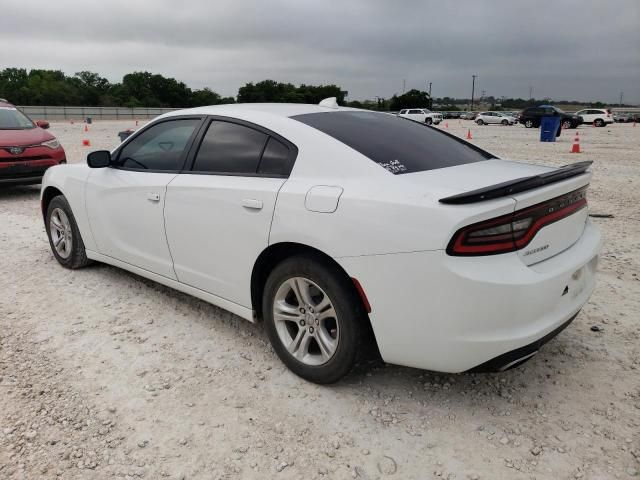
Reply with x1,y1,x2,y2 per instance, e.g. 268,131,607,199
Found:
0,99,66,185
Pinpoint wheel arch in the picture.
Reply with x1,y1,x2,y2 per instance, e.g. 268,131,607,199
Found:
251,242,372,322
41,185,64,220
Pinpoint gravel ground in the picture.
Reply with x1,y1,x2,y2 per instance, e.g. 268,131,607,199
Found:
1,119,639,480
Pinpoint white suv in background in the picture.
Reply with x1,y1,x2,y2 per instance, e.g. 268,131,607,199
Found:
475,112,516,126
398,109,442,125
574,108,614,127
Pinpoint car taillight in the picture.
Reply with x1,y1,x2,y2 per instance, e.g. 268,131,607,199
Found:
447,187,588,256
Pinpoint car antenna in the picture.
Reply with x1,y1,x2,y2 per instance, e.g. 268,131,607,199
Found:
318,97,339,109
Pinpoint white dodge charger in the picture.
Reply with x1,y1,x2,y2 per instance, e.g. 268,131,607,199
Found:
41,99,602,383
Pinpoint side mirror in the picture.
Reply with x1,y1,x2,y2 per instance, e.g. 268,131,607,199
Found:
87,150,112,168
36,120,50,129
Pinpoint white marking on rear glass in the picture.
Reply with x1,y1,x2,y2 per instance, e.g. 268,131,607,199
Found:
378,159,407,174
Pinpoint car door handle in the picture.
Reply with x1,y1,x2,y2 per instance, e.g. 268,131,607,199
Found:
147,193,160,202
241,198,263,210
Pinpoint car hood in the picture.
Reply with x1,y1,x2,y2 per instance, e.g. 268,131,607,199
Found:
0,128,54,147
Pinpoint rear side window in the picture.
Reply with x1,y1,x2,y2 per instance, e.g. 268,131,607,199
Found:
193,121,268,174
258,137,293,176
292,111,494,174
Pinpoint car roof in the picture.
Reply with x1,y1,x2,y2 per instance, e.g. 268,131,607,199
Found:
164,103,361,119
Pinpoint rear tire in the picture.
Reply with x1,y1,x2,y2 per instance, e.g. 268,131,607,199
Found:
263,255,365,384
425,118,433,126
595,119,604,127
476,119,484,125
45,195,91,269
562,120,572,130
501,119,508,126
524,119,534,128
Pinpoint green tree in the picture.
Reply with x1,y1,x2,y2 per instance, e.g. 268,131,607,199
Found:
72,71,111,106
237,80,346,104
389,89,431,111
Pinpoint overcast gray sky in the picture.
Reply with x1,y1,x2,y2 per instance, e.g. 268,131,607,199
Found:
2,0,639,103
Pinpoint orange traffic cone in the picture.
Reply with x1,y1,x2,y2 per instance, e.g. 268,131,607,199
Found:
82,139,91,147
466,129,473,140
570,133,580,153
445,122,449,128
84,124,88,132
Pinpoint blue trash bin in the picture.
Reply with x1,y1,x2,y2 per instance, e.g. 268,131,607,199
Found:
540,116,561,142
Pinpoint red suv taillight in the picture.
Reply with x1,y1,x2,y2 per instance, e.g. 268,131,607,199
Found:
447,187,588,256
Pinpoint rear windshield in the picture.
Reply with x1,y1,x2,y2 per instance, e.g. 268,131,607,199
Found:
292,111,494,174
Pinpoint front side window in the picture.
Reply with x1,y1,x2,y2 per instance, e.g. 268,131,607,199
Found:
192,121,268,174
292,111,494,175
116,119,200,171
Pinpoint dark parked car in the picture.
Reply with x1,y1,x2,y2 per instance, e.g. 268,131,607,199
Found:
518,105,583,129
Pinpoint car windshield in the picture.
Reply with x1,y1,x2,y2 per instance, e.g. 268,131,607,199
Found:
553,107,566,114
0,107,34,130
292,110,495,175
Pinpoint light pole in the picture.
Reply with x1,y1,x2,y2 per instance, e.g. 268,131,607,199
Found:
471,75,477,110
428,82,432,109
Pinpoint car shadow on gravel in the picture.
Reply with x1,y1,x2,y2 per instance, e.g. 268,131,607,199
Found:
79,261,582,404
0,184,41,200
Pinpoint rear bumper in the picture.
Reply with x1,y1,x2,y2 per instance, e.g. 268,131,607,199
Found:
337,219,602,373
467,310,579,372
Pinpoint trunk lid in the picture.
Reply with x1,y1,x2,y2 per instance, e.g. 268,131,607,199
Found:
406,159,591,264
510,173,590,265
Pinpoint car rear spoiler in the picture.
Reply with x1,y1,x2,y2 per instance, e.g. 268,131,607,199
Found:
439,161,593,205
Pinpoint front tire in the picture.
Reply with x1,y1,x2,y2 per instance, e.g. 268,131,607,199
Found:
562,120,572,130
524,119,534,128
263,255,365,384
501,119,508,125
476,119,484,125
46,195,91,269
595,119,604,127
425,118,433,125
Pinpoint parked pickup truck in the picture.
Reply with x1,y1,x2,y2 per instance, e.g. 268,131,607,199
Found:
397,108,443,125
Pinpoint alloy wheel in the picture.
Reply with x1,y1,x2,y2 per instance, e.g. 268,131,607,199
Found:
273,277,339,366
50,208,73,259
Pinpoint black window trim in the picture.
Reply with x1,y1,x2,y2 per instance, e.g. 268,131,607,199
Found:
109,115,206,174
183,115,299,178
